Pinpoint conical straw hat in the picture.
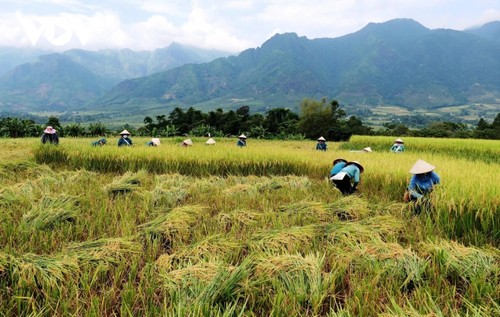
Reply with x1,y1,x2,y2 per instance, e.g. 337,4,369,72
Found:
44,126,56,134
183,139,193,145
317,136,326,141
151,138,161,146
238,134,247,139
333,158,347,165
120,130,131,135
409,159,435,174
363,147,372,152
346,161,364,173
395,138,404,143
206,138,216,145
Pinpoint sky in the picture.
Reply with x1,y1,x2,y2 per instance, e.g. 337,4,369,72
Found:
1,0,499,53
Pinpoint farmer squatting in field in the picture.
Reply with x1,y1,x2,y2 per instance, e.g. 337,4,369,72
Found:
316,136,327,151
237,134,247,147
406,159,440,214
390,138,405,152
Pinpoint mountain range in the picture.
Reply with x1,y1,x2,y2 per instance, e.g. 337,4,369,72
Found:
0,43,231,111
0,18,499,118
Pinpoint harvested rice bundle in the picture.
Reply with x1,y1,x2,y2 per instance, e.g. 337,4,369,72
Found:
189,176,227,194
22,194,80,230
0,182,36,208
222,183,256,195
325,195,371,221
254,178,283,192
63,237,141,266
150,186,189,208
159,260,227,285
1,252,79,290
157,235,242,271
217,209,264,231
419,239,499,283
249,225,317,253
252,252,329,314
139,205,208,247
104,170,148,196
279,201,333,222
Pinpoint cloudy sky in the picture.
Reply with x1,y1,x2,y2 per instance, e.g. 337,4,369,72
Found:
1,0,499,52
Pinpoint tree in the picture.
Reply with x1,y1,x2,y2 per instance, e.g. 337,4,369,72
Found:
297,98,348,140
64,123,86,137
88,122,109,137
264,108,299,135
0,117,37,138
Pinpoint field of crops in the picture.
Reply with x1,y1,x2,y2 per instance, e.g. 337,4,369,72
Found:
1,136,499,316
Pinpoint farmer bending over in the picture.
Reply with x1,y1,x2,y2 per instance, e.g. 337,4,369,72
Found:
331,161,364,195
329,158,347,178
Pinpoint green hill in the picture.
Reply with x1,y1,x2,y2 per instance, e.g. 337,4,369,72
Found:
93,19,500,114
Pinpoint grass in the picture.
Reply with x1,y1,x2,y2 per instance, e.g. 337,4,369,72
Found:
0,136,498,316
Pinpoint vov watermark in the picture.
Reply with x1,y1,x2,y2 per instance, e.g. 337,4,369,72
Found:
16,13,90,47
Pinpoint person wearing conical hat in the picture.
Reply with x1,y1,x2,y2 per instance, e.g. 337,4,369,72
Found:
181,139,193,147
390,138,405,153
118,130,133,146
237,134,247,147
316,136,327,151
206,138,216,145
331,161,364,195
147,138,160,147
41,126,59,145
329,158,347,179
407,159,440,214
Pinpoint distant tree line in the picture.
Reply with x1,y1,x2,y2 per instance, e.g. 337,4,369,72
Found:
1,98,499,140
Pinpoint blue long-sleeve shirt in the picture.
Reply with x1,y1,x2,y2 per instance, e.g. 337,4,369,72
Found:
118,137,133,146
237,139,246,147
390,144,405,152
316,142,327,151
408,171,440,199
340,164,361,183
330,162,347,177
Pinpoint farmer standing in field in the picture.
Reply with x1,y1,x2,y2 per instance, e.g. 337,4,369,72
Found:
117,130,133,146
390,138,405,152
406,159,440,214
41,126,59,145
329,158,347,178
331,161,364,195
316,136,327,151
237,134,247,147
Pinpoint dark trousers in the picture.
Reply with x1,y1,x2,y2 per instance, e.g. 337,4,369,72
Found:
332,175,353,195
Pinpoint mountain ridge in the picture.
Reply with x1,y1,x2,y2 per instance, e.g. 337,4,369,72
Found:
1,18,499,116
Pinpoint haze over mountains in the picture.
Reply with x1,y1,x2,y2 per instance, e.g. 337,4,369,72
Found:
0,18,499,118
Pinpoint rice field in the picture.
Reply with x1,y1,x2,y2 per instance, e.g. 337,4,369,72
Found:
1,136,499,316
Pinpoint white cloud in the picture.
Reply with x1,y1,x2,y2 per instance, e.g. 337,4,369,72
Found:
1,0,499,52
